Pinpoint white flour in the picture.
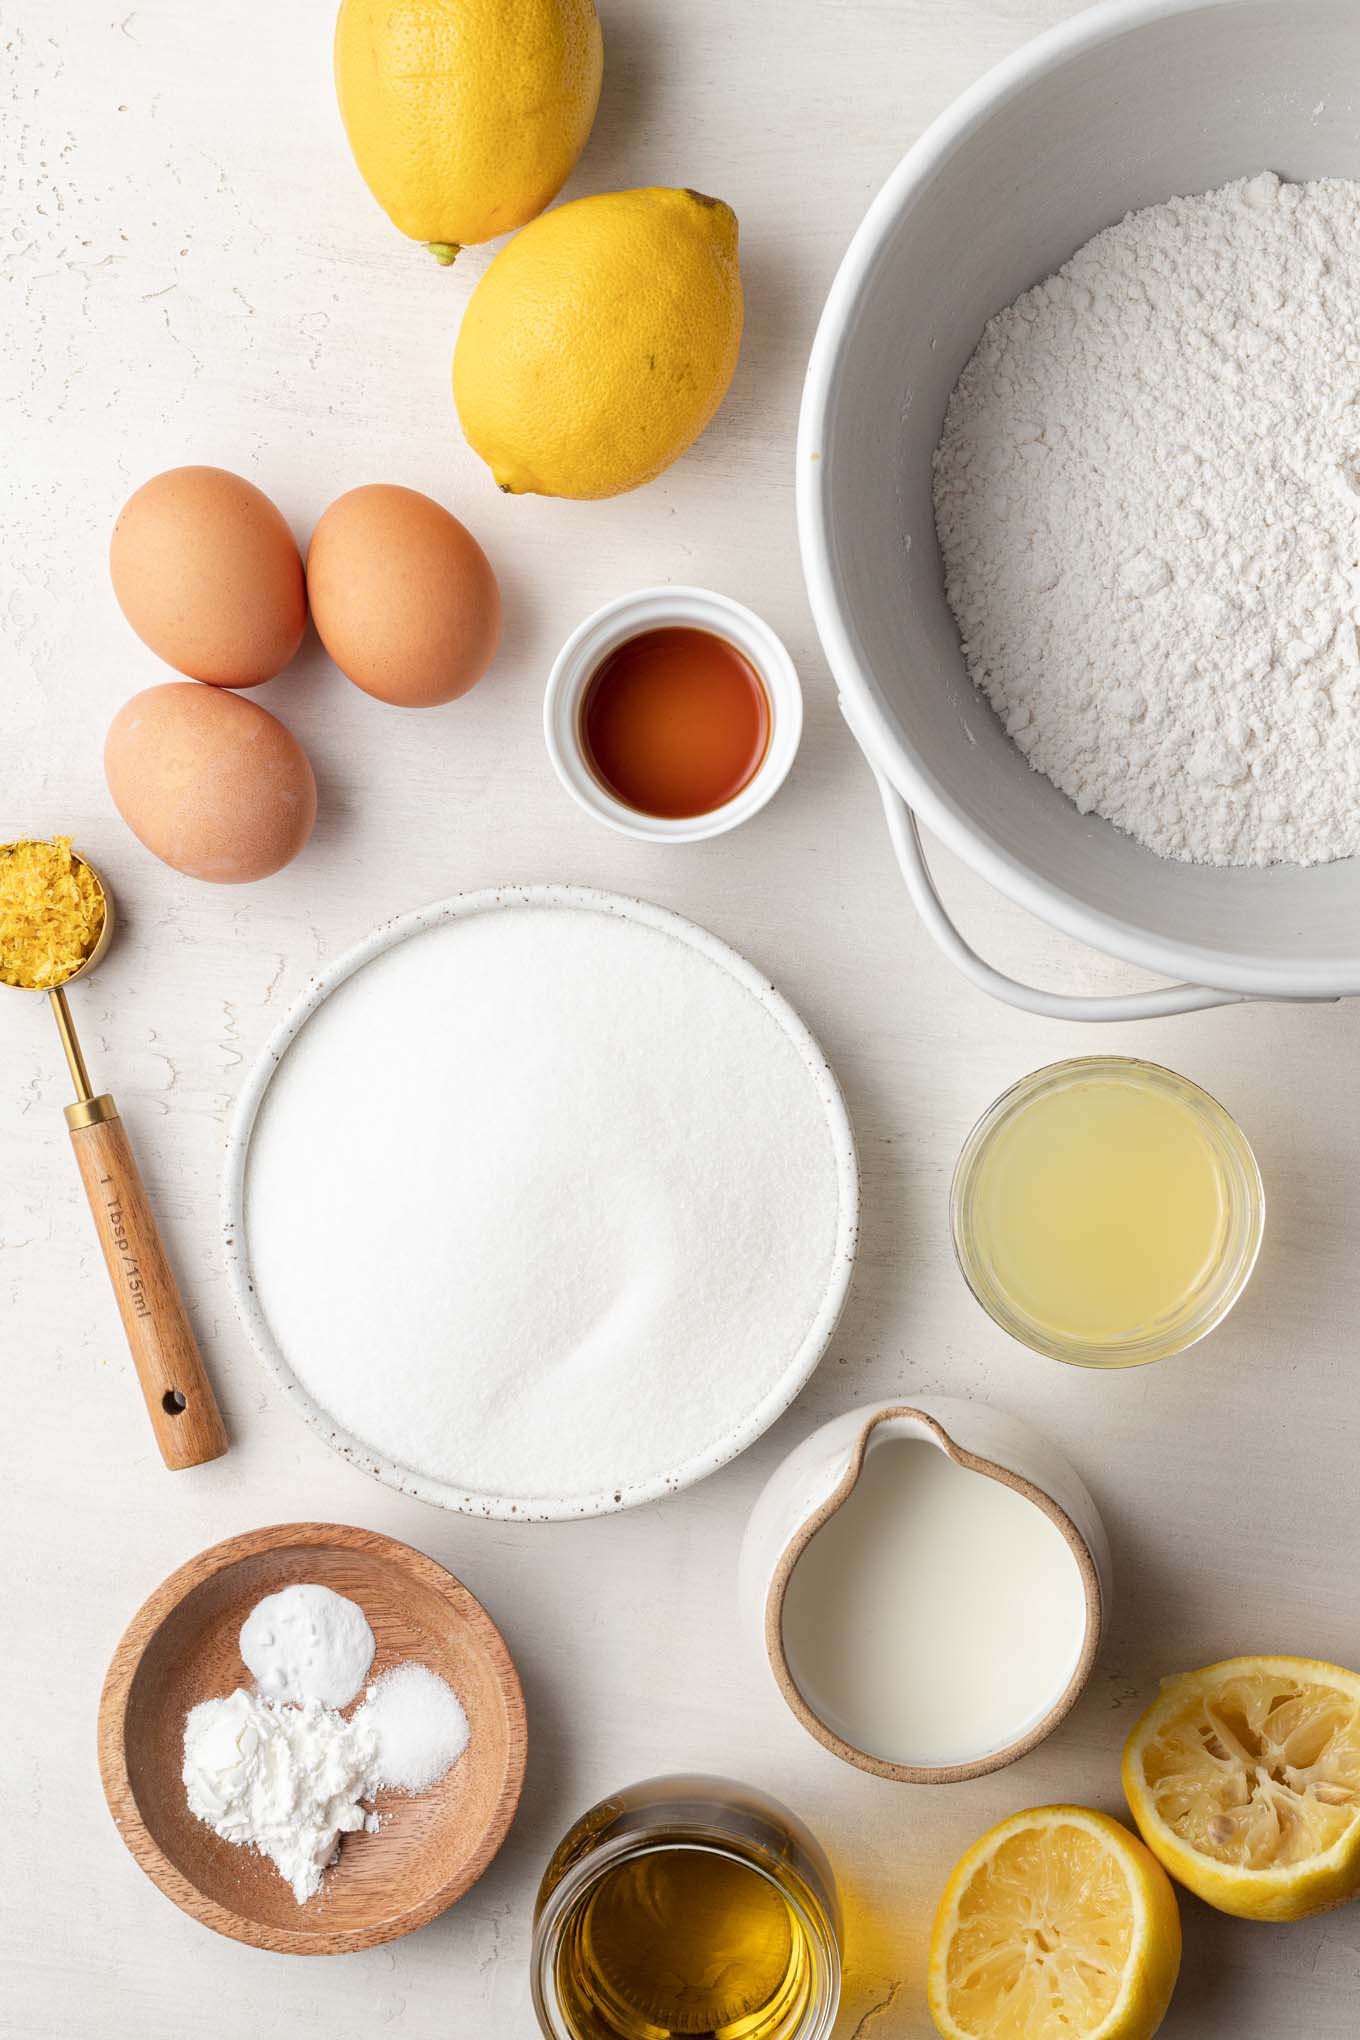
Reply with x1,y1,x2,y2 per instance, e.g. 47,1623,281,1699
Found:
933,172,1360,867
243,904,845,1507
183,1690,378,1903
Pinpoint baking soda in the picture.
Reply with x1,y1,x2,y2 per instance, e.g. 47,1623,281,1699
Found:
239,1583,375,1707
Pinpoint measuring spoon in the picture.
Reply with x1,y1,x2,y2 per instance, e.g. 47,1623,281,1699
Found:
2,842,227,1468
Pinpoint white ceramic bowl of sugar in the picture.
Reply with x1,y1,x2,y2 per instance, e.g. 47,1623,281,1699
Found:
223,889,859,1521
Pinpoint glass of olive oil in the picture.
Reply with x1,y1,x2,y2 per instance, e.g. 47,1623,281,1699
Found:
951,1056,1264,1367
532,1776,842,2040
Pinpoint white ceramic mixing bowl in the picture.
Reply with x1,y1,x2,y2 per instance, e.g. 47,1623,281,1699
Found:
799,0,1360,1016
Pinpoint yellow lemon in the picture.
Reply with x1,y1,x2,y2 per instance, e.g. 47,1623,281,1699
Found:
1123,1655,1360,1921
928,1805,1181,2040
334,0,603,259
453,186,743,499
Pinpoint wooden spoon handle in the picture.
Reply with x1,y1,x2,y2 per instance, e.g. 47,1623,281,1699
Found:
66,1096,228,1469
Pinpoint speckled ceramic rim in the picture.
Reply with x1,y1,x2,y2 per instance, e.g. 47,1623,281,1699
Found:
763,1405,1104,1783
950,1056,1265,1368
543,586,804,843
222,886,859,1522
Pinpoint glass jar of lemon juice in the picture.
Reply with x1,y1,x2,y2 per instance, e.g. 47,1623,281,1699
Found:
532,1775,842,2040
951,1057,1263,1368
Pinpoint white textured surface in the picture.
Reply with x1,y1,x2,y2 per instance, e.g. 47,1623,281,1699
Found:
5,1,1360,2035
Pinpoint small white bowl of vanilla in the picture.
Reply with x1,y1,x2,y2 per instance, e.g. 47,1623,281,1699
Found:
738,1396,1109,1783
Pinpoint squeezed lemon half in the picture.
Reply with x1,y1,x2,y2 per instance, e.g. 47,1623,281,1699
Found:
928,1805,1181,2040
1123,1655,1360,1921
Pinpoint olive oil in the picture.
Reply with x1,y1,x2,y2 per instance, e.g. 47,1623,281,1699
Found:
534,1777,842,2040
559,1848,812,2039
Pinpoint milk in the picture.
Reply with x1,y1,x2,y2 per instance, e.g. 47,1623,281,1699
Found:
779,1437,1088,1767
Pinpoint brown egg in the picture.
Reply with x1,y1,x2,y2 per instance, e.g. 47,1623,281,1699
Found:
110,466,307,687
306,484,501,707
105,683,317,883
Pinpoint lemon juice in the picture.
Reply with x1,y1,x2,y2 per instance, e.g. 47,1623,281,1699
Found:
953,1058,1263,1366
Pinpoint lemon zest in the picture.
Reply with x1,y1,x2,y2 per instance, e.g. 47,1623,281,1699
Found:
0,837,106,990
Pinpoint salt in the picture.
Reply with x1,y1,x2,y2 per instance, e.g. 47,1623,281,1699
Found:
358,1663,470,1793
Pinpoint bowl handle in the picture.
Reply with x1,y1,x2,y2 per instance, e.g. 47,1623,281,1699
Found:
853,724,1252,1020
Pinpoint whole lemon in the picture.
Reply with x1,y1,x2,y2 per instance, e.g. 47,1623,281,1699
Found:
334,0,603,260
453,186,744,499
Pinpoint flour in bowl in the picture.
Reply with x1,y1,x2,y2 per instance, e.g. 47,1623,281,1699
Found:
241,902,850,1510
933,172,1360,867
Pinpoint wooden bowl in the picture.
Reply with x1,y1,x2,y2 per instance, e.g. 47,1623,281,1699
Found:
97,1522,527,1954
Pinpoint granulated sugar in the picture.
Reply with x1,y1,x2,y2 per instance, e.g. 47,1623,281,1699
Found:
243,903,846,1507
933,172,1360,868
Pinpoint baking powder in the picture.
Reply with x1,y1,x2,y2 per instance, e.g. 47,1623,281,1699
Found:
182,1690,378,1903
